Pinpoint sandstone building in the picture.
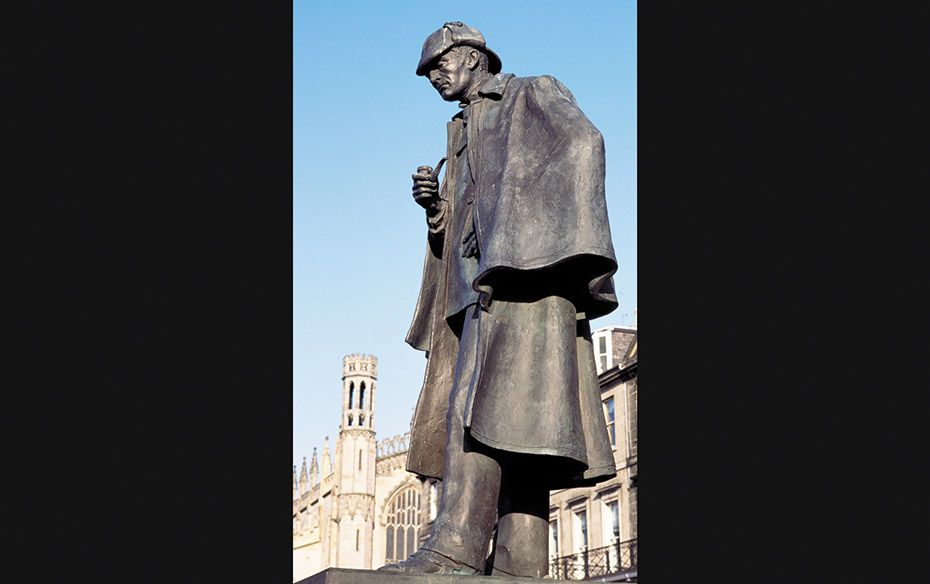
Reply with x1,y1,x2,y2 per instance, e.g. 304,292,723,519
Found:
548,325,638,581
292,354,437,581
294,323,637,581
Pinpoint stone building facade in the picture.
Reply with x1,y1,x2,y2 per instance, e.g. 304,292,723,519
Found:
548,325,638,581
592,323,637,375
292,354,434,581
294,322,638,582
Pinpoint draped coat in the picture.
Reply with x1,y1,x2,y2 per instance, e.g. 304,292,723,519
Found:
405,73,620,489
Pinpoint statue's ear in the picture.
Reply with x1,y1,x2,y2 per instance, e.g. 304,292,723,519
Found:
466,47,481,70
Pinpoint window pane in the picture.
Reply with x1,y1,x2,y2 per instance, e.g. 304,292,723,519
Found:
605,397,616,445
608,501,619,538
386,528,394,562
580,511,588,547
406,526,415,559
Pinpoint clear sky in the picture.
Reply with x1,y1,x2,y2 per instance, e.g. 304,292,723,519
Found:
294,0,636,469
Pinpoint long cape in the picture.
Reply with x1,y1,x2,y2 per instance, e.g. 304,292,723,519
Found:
405,74,619,483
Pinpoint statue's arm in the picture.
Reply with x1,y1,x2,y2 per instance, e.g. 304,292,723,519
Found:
412,164,447,256
425,183,447,255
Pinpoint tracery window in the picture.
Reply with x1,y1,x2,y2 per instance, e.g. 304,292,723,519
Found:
384,485,422,564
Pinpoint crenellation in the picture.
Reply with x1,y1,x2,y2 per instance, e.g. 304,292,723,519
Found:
375,432,410,459
342,354,378,379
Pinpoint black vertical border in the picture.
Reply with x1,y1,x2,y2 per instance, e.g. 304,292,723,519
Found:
10,2,294,581
640,3,928,583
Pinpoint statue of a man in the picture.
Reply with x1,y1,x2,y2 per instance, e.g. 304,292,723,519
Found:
380,22,620,578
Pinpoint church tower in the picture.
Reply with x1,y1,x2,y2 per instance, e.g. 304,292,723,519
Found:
330,354,378,568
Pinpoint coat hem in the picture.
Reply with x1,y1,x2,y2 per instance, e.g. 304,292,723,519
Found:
581,463,618,477
468,428,588,463
475,248,618,283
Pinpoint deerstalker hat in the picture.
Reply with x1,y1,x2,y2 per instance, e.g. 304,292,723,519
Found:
416,21,502,76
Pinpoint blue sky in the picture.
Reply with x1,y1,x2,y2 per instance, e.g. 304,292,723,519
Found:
294,0,636,468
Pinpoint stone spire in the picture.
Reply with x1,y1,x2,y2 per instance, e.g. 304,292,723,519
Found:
298,456,308,496
321,436,332,477
333,354,379,569
292,464,298,501
309,447,319,487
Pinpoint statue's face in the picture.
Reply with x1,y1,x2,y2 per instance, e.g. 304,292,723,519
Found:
426,47,479,102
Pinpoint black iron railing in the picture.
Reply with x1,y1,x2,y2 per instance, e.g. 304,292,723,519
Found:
548,538,637,580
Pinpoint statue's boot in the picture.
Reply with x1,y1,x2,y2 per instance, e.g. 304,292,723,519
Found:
490,454,551,578
491,511,549,578
376,442,499,575
378,548,479,575
379,305,502,575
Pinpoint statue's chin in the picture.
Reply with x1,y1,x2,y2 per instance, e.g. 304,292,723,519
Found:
437,88,461,102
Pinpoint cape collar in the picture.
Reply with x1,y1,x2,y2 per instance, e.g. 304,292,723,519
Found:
477,72,514,99
452,73,514,120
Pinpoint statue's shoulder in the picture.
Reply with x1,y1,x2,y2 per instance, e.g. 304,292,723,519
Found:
506,74,552,89
514,75,576,101
519,74,566,87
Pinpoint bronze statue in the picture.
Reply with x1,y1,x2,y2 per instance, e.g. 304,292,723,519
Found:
380,22,620,578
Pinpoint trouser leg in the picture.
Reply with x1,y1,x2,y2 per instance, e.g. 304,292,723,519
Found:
421,305,502,572
491,456,550,577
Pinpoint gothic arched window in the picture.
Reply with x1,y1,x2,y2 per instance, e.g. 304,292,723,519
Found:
349,381,355,408
359,381,366,409
384,485,421,564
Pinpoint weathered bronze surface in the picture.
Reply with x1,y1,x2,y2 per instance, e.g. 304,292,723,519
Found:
381,22,620,578
301,567,553,584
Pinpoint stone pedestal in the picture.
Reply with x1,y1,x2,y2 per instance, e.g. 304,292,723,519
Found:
297,568,552,584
